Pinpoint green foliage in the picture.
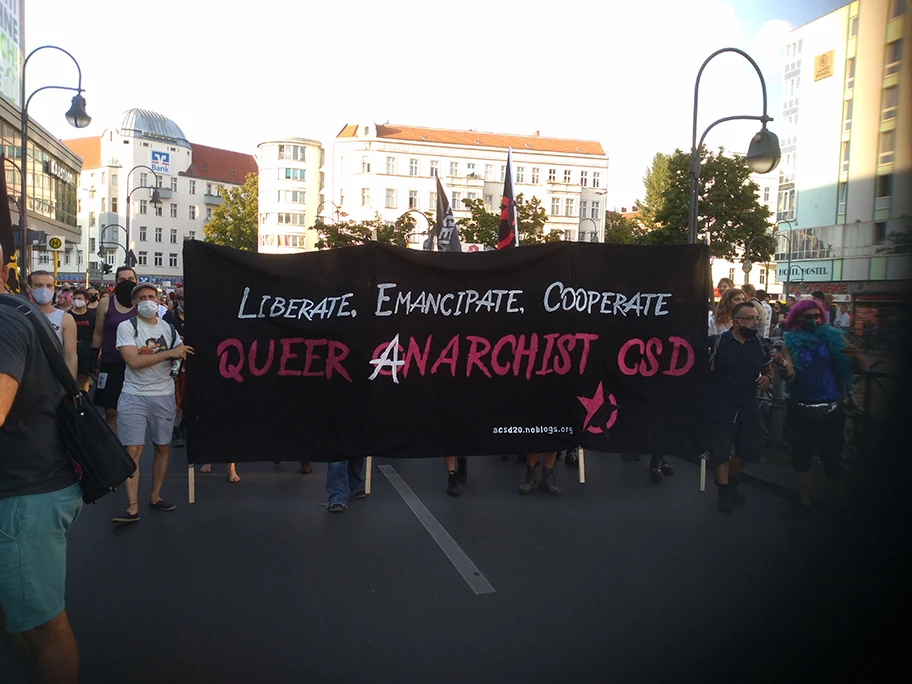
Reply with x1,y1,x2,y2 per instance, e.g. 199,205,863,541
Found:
458,194,557,248
314,212,420,249
202,174,259,251
602,211,637,244
635,147,774,261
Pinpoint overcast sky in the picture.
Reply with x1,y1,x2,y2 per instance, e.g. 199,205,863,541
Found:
25,0,846,209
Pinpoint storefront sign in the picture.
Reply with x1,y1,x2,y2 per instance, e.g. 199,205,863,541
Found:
814,50,835,81
778,260,832,282
43,160,76,185
789,281,847,295
151,150,171,174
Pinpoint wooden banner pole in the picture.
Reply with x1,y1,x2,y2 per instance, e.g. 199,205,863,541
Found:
578,448,586,484
188,464,196,503
365,456,373,494
699,455,706,492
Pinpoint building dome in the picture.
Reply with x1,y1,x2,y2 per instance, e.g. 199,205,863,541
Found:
117,108,190,148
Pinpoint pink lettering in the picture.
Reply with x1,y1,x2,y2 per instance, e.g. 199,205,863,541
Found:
217,339,245,383
535,333,561,376
553,334,577,375
466,336,492,378
575,333,599,374
431,335,460,376
641,338,662,377
248,340,275,377
302,339,328,377
491,335,516,376
279,338,305,376
512,334,539,379
326,341,352,382
618,338,644,376
664,336,695,376
404,336,432,377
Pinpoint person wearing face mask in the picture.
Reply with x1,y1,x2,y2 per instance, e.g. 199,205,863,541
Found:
110,284,194,523
69,288,96,393
86,287,100,311
27,271,77,379
704,302,781,513
92,266,138,433
777,299,863,518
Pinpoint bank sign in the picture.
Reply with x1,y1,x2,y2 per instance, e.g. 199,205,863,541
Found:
0,0,21,105
151,151,171,174
777,260,833,282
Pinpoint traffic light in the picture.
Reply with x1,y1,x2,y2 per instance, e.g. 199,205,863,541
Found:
102,263,112,275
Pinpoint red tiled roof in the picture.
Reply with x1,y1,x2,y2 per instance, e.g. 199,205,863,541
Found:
337,123,605,156
184,143,257,184
61,136,101,168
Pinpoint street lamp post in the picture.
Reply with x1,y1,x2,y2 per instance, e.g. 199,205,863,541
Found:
398,208,433,248
688,48,780,245
99,223,128,269
124,165,162,265
315,200,342,225
578,217,598,243
18,45,92,281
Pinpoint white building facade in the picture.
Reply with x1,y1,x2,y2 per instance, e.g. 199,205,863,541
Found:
775,0,910,339
256,138,325,254
64,109,257,285
331,123,609,246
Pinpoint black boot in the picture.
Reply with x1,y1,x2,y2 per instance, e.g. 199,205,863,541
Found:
729,476,745,505
539,466,562,495
447,471,459,497
717,484,733,513
455,457,468,483
519,465,537,494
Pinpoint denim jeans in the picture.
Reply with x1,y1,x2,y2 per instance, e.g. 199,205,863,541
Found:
326,458,366,507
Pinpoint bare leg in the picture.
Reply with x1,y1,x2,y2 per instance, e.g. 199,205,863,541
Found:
444,456,457,472
123,445,143,515
105,408,117,435
541,451,557,469
199,464,212,473
525,453,540,468
150,443,171,504
729,455,747,479
3,610,79,684
228,463,240,482
77,375,89,394
714,461,730,486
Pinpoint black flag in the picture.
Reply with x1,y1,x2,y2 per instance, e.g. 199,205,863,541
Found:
0,153,19,292
436,175,462,253
497,148,517,250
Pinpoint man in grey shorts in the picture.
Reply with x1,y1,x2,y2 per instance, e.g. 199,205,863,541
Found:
111,284,194,523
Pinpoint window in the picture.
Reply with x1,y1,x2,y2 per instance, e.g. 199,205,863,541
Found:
876,174,892,210
278,144,305,161
154,252,163,267
484,164,493,181
101,198,106,212
111,197,118,212
563,170,572,183
591,201,600,219
38,252,49,265
170,228,177,244
409,158,418,176
283,190,306,203
361,188,370,206
548,168,556,182
139,172,148,187
885,40,903,76
565,198,575,217
843,99,853,132
728,267,735,281
189,206,197,220
206,183,213,195
139,200,147,215
155,175,163,188
362,156,371,173
452,192,461,210
170,177,177,192
138,251,147,266
593,172,601,188
580,200,588,218
760,270,766,285
155,204,163,217
484,194,493,210
282,168,306,181
841,141,850,173
112,173,118,186
64,250,70,266
467,162,476,177
169,253,178,268
879,130,895,164
500,165,506,182
408,190,418,209
849,15,858,37
838,181,848,213
873,222,887,245
188,231,196,240
89,211,96,227
563,230,573,241
845,58,855,89
385,188,396,209
763,187,770,202
466,192,476,203
516,166,525,183
430,160,439,177
206,207,212,221
139,226,147,241
580,171,588,187
105,252,115,266
170,203,178,218
89,237,96,252
551,197,561,215
276,213,307,226
189,180,196,195
386,157,396,175
155,227,162,242
429,191,437,208
449,161,458,177
532,168,539,184
882,86,898,121
889,0,907,19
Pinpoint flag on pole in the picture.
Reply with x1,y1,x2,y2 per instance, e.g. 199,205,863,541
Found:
0,152,19,292
435,175,462,253
497,148,517,249
424,173,439,251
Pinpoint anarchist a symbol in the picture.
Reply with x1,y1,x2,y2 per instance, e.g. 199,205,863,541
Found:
576,381,619,434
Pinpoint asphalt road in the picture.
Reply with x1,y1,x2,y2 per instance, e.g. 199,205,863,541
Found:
1,450,907,683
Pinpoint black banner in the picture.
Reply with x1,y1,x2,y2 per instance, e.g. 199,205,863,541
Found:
183,241,709,463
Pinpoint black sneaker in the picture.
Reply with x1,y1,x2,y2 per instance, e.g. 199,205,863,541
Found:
729,477,746,505
455,457,468,483
111,510,141,523
539,467,562,495
519,465,537,494
447,472,459,497
717,485,733,513
659,457,675,476
649,458,664,481
351,490,368,500
780,502,812,519
148,499,176,512
328,503,345,513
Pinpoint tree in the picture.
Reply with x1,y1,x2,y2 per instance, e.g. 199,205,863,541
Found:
602,211,637,244
635,147,774,261
203,173,258,251
634,152,670,229
458,194,560,248
314,212,421,249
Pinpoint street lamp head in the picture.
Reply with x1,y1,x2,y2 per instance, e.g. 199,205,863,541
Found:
746,127,780,174
742,259,753,274
65,94,92,128
150,188,162,206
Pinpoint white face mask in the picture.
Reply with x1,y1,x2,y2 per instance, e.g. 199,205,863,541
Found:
137,301,159,319
31,287,54,305
73,299,86,309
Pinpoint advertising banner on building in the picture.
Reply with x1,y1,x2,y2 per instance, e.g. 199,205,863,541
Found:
0,0,21,106
151,150,171,174
183,241,710,464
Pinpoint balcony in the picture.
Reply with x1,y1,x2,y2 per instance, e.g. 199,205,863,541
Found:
204,193,224,206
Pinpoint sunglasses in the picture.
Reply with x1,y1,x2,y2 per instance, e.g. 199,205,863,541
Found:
800,313,823,321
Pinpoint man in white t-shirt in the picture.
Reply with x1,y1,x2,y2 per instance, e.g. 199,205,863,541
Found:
110,284,194,523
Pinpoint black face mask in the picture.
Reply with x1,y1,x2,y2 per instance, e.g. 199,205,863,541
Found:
114,280,135,308
89,293,99,302
739,326,758,339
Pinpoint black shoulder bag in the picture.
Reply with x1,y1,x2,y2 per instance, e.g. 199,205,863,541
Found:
0,295,137,503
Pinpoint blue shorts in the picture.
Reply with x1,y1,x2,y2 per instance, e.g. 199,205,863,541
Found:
0,482,83,633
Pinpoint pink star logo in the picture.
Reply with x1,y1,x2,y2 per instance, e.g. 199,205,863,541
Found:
577,382,619,434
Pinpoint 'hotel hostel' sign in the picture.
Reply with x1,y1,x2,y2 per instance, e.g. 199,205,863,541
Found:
814,50,835,81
